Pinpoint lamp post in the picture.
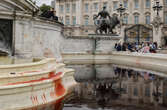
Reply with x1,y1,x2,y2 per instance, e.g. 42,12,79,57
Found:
117,4,126,17
116,3,126,35
153,0,163,17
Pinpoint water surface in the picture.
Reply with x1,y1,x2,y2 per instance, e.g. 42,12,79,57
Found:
62,65,167,110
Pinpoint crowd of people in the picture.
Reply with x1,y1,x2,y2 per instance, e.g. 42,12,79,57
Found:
114,66,157,81
115,42,158,53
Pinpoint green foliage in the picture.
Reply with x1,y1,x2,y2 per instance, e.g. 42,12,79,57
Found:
40,4,51,13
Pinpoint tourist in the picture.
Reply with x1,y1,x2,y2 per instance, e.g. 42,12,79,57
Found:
121,43,127,51
115,41,158,53
114,43,118,50
140,42,150,53
116,43,122,51
41,8,58,21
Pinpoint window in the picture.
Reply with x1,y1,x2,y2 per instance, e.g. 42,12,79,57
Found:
72,16,76,25
146,37,150,41
66,4,70,13
134,15,139,24
94,3,98,11
59,17,64,23
146,15,150,24
72,4,76,13
133,87,138,96
84,17,89,25
146,0,150,8
124,1,128,8
103,2,108,9
60,5,64,13
113,1,118,10
65,16,70,25
123,16,128,24
122,84,127,94
165,13,167,24
145,87,150,97
85,3,89,13
134,0,139,9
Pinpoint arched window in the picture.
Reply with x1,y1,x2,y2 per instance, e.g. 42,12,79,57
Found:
146,15,150,24
123,14,128,24
134,15,139,24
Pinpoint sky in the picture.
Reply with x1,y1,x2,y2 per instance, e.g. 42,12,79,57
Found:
35,0,52,6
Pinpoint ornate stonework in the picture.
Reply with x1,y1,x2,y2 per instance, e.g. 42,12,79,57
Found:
0,0,38,12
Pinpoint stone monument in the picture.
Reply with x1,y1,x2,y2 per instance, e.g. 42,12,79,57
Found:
93,6,120,35
88,7,121,53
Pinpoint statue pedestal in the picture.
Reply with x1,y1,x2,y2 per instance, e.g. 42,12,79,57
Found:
88,34,121,53
153,26,163,48
88,34,120,40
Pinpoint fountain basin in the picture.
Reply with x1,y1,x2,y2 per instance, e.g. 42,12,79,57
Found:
0,58,77,110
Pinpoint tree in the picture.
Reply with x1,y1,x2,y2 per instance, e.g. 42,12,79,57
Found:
40,4,51,13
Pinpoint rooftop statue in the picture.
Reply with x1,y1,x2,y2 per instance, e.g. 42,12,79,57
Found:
93,7,120,34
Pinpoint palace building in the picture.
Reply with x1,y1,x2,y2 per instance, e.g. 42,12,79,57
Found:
53,0,167,46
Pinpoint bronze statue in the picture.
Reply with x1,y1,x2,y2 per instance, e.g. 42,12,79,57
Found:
93,7,120,34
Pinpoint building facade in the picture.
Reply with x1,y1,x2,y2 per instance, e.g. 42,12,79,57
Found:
54,0,167,46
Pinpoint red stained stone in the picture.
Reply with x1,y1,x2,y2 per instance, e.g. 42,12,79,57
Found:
54,97,64,110
6,71,66,110
6,72,62,85
55,79,66,97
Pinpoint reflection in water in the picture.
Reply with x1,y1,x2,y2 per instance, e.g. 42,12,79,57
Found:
27,65,167,110
63,65,167,110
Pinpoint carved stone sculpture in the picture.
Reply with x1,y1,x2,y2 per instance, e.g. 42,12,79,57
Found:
93,7,120,34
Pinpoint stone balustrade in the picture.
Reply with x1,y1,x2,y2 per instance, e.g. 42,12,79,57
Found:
62,52,167,75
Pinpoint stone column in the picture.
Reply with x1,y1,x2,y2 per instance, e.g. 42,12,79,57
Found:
99,0,102,10
153,25,163,47
151,0,163,47
55,0,60,17
76,0,83,25
120,25,126,43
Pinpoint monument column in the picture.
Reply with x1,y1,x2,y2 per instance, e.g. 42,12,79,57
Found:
152,0,163,47
153,23,163,47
